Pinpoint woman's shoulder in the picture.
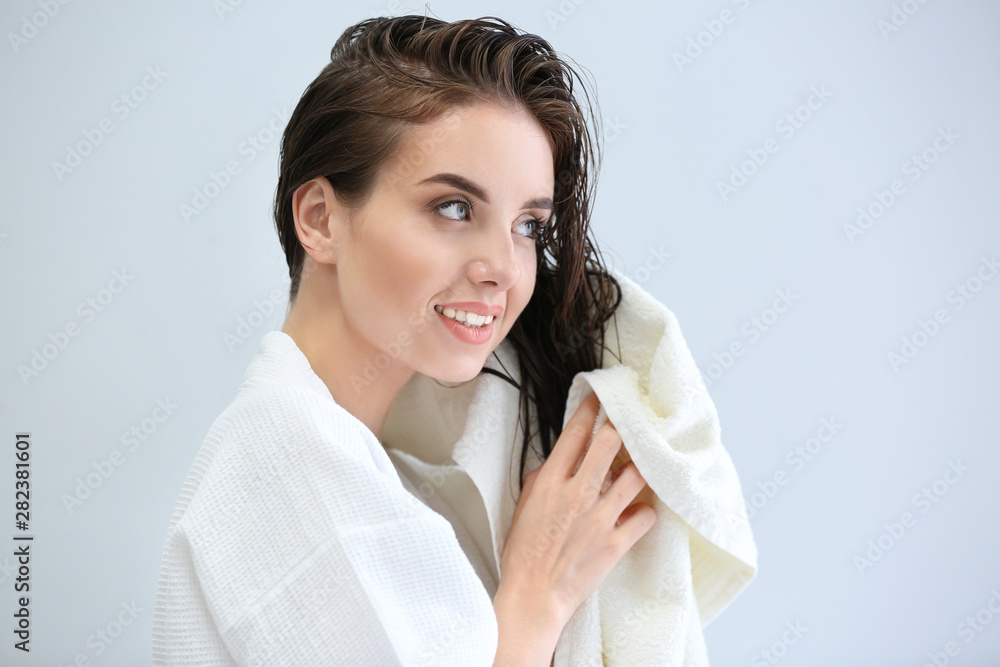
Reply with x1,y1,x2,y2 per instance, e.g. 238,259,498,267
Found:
154,367,456,652
161,334,392,539
210,329,378,461
206,357,364,450
221,377,353,442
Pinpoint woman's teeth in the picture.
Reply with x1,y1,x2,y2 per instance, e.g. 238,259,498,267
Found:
435,305,494,328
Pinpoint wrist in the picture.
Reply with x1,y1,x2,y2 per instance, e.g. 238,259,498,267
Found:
494,581,565,630
493,584,565,657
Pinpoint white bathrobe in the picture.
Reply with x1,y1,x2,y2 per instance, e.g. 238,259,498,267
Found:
151,267,757,665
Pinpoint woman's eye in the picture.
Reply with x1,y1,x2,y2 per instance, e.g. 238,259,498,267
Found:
516,217,549,239
514,218,539,238
435,199,546,240
435,200,470,221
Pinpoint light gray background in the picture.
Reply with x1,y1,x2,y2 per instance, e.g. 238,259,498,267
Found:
1,1,998,665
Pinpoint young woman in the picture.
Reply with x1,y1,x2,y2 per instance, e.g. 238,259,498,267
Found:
153,14,754,666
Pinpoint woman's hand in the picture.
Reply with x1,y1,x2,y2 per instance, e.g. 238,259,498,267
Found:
495,389,658,632
604,442,658,515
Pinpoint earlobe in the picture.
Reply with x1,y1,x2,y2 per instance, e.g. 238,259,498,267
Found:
291,177,339,265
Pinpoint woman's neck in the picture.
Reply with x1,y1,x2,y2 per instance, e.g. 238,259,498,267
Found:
281,272,416,442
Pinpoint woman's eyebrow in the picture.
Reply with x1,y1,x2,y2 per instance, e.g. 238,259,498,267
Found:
417,172,553,210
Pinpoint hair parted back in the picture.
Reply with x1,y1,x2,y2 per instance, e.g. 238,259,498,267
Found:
273,14,622,492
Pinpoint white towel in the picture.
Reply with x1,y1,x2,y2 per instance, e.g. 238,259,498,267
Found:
381,265,758,665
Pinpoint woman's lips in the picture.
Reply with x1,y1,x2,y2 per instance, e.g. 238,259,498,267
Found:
436,310,496,345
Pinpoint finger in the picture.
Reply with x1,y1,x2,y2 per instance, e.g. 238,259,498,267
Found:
589,442,632,489
574,421,623,495
546,390,601,479
602,461,649,519
612,501,657,545
608,443,633,479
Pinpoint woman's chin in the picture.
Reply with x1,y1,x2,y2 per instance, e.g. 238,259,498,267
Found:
428,358,485,385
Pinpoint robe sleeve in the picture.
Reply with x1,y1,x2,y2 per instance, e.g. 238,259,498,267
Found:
175,383,499,666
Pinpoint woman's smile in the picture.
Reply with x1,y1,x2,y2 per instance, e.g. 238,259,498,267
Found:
434,305,496,328
435,306,498,345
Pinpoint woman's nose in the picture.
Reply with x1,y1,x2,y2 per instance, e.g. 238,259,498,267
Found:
469,222,522,289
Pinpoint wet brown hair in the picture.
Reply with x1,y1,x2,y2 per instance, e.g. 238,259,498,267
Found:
273,15,622,492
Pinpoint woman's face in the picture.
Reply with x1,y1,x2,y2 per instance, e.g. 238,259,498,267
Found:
332,101,555,383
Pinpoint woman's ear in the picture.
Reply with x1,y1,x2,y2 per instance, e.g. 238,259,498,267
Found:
291,176,343,265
